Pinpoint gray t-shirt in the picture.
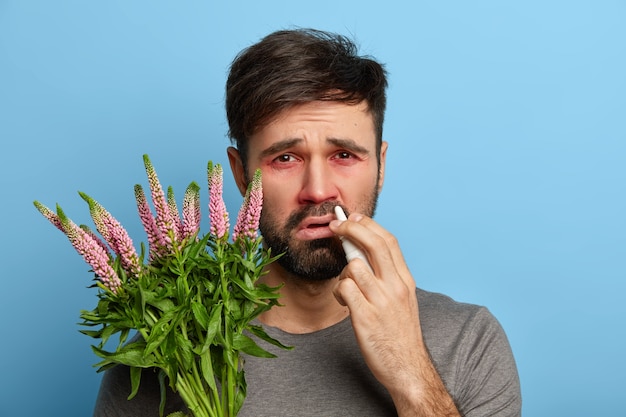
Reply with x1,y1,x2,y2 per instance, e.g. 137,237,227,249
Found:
93,288,522,416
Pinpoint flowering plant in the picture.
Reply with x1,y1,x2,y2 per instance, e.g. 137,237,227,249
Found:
34,155,288,417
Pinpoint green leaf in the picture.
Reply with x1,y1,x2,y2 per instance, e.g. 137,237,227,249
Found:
158,370,168,417
79,329,104,338
146,295,176,313
97,300,110,316
118,328,131,350
199,349,217,392
191,301,210,330
226,298,242,320
92,342,158,368
234,373,247,415
188,233,211,259
176,272,190,300
240,300,257,320
201,302,223,353
100,323,119,345
136,283,147,320
232,333,276,358
175,333,194,370
144,307,180,356
223,348,237,372
247,324,293,351
128,366,142,400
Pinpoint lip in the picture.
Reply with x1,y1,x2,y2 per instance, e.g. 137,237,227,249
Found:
294,214,337,240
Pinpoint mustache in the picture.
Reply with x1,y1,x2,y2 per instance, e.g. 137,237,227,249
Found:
284,201,346,231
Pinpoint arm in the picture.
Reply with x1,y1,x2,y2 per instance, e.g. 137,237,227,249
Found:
93,364,187,417
329,213,460,417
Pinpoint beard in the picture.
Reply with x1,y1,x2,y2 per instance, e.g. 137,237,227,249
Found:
259,190,379,282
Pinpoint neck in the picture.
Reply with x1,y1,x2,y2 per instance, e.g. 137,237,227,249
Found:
257,265,349,334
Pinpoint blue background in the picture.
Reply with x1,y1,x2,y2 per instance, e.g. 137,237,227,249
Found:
1,1,624,416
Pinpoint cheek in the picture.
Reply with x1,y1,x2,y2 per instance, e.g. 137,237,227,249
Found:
260,183,293,218
262,173,299,200
338,171,377,196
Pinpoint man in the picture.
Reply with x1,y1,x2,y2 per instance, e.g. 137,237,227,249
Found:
94,28,521,416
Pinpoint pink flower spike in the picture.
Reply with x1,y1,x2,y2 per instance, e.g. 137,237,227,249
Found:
79,192,141,278
233,169,263,242
245,170,263,239
33,201,65,232
143,155,177,251
182,181,201,240
79,224,112,258
167,185,183,240
135,184,163,260
78,192,111,243
208,162,229,240
56,204,122,293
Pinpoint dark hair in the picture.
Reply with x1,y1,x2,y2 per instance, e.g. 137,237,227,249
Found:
226,28,388,167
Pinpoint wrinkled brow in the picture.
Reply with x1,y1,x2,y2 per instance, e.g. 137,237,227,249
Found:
259,138,302,159
259,137,370,159
327,138,370,155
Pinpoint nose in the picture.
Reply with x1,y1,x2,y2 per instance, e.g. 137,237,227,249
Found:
298,158,339,205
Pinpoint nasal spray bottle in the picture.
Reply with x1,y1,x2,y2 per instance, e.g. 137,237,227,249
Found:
334,206,373,272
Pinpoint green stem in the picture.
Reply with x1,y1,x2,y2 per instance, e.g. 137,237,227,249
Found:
215,241,239,417
229,355,239,416
175,362,220,417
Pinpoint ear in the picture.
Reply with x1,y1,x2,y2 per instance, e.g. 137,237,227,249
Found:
227,146,248,196
377,141,388,193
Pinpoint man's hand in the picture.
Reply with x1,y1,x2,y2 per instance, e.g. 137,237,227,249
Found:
329,213,460,417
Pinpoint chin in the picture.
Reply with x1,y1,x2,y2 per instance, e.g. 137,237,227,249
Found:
278,238,347,281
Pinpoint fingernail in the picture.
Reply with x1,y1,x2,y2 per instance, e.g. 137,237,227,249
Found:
329,219,343,228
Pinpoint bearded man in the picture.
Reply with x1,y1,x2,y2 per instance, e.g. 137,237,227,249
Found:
94,28,521,417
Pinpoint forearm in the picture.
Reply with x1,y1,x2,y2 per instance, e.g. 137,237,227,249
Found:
389,347,461,417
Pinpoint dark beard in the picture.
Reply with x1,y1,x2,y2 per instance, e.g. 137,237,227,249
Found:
260,193,379,282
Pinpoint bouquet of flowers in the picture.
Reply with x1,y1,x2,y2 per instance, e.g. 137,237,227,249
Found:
34,155,288,417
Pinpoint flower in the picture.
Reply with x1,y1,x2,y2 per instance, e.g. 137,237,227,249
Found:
134,184,162,260
143,154,179,248
79,192,142,278
34,154,288,417
79,224,112,258
208,162,229,240
33,200,64,232
37,203,122,292
232,169,262,242
181,181,201,240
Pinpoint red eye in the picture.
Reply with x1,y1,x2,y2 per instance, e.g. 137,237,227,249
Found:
331,151,359,166
275,154,295,163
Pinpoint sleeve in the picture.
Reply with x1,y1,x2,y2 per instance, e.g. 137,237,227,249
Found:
453,308,522,417
93,365,187,417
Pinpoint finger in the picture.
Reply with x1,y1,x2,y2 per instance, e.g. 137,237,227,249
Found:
331,214,399,280
333,217,419,319
339,214,414,288
349,214,408,268
333,275,367,310
340,260,383,303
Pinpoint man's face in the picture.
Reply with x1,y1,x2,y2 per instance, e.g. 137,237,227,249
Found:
229,100,387,281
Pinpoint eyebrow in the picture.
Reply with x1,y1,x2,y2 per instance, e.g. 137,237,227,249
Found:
259,137,370,159
259,138,302,159
327,138,370,155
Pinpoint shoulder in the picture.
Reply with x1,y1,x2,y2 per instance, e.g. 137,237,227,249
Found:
415,287,510,356
415,288,521,416
416,287,494,331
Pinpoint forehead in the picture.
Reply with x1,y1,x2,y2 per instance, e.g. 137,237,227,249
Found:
249,101,376,150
